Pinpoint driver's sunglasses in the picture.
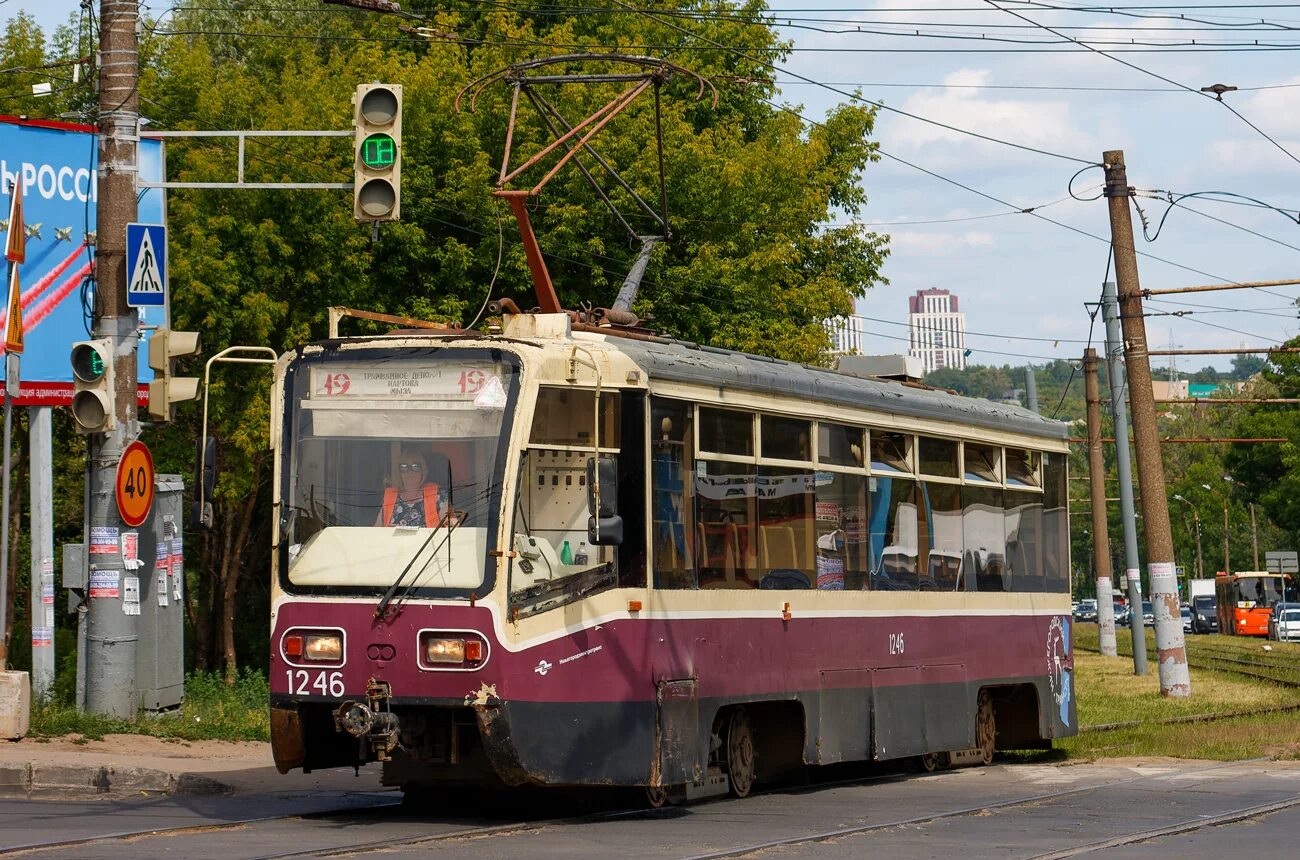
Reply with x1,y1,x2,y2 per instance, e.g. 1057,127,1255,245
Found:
398,462,424,473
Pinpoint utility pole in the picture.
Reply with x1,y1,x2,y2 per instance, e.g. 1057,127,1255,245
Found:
1101,281,1148,676
1083,348,1118,656
1194,510,1203,580
1025,366,1039,413
84,0,141,718
1103,150,1189,697
1222,501,1230,574
1250,503,1259,570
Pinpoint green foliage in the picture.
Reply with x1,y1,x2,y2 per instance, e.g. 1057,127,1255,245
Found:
1226,338,1300,548
5,2,888,679
30,669,271,742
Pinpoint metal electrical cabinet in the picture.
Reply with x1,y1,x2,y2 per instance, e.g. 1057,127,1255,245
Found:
135,474,186,711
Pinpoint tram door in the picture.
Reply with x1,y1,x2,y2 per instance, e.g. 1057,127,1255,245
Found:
654,678,702,786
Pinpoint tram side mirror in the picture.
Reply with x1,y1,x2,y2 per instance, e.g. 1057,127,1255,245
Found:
586,456,622,546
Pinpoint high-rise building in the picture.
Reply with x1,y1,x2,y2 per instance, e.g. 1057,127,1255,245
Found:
907,289,967,374
826,314,864,356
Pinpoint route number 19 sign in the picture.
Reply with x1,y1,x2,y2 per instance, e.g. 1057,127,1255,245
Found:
116,440,156,527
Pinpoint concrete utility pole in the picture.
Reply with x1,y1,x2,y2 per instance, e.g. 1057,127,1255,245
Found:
29,408,54,698
1025,366,1039,413
84,0,141,718
1083,349,1118,657
1102,281,1148,675
1103,150,1189,697
1249,503,1259,570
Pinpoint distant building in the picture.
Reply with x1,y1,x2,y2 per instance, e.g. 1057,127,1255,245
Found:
827,315,864,356
907,289,967,374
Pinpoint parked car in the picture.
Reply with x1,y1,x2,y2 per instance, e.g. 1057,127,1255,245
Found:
1181,605,1192,632
1267,602,1300,642
1141,600,1154,625
1113,602,1131,626
1074,599,1098,623
1190,594,1218,634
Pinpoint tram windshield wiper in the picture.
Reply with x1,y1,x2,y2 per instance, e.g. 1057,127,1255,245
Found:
374,519,457,619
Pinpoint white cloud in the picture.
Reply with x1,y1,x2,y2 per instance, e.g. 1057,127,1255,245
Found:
888,230,996,254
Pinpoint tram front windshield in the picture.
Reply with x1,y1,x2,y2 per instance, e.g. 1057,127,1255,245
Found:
1231,576,1287,609
280,349,518,595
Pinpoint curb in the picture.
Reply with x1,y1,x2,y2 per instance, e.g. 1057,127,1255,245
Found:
0,762,233,799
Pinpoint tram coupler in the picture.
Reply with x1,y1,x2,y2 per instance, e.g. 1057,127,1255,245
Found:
334,678,400,762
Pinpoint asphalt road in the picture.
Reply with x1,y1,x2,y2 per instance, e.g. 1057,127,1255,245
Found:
3,758,1300,859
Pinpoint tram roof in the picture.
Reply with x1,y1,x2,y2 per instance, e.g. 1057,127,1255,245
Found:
606,336,1070,442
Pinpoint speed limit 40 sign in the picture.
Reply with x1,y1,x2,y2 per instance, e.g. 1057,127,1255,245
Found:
116,440,156,527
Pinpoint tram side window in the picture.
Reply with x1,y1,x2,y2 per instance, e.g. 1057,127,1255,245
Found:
1005,490,1044,592
963,485,1006,592
756,465,815,589
699,407,753,456
695,460,758,589
964,443,1001,483
869,476,920,590
1042,452,1069,593
814,472,868,590
652,398,697,589
918,437,958,479
510,388,625,615
923,482,963,591
761,416,811,461
871,432,912,473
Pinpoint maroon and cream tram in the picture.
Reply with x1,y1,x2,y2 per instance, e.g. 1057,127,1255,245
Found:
268,310,1076,800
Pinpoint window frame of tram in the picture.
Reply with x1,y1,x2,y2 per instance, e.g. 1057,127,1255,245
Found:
509,386,646,617
650,401,1066,596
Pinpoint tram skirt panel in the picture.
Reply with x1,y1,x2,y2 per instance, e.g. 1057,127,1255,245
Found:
478,699,658,787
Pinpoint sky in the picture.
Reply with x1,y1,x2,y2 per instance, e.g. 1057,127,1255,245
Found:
10,1,1300,373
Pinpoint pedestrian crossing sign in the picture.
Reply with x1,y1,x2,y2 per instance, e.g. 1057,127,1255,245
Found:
126,222,166,308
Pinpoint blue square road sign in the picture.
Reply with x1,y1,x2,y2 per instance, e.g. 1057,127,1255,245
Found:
126,222,166,308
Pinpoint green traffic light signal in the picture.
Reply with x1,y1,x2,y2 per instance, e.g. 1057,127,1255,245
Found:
361,133,395,169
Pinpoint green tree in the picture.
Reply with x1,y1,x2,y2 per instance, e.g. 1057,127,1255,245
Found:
131,1,888,678
1230,354,1267,381
1226,340,1300,547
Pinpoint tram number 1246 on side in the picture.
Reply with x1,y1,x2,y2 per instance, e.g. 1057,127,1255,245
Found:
889,632,905,655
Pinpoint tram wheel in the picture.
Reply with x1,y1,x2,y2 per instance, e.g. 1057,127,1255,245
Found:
976,691,996,766
919,751,950,772
644,784,670,809
726,707,756,798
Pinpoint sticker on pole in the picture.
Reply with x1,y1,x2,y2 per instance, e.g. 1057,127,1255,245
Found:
125,222,166,308
116,439,155,527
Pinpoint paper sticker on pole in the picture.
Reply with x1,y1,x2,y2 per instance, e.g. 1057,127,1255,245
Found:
116,440,155,527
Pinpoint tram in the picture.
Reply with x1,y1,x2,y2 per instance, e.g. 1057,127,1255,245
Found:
1215,571,1293,636
268,311,1076,800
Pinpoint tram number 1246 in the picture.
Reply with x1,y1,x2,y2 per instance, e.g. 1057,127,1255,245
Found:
286,669,345,698
888,632,905,655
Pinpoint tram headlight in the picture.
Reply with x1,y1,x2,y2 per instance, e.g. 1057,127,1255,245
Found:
418,632,487,668
282,628,345,664
424,637,466,664
305,633,343,662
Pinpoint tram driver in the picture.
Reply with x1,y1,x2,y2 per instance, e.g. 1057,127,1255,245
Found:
375,447,453,528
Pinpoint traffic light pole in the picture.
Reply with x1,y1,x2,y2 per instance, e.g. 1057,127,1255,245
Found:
84,0,141,718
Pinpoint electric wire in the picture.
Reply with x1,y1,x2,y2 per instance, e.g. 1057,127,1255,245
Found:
607,0,1096,165
981,0,1300,168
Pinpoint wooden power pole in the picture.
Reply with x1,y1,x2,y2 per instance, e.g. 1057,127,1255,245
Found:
1103,149,1190,697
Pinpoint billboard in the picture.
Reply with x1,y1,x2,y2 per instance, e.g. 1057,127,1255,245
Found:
0,115,165,405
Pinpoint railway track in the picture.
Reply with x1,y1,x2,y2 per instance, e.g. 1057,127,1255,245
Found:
8,760,1291,860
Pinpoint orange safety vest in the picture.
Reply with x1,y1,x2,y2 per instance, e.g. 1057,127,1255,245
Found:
382,484,441,527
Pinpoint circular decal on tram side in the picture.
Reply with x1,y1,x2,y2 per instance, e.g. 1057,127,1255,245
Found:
116,440,156,527
1046,615,1073,728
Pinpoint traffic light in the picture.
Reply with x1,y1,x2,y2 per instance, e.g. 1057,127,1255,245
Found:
353,83,402,222
70,339,115,433
146,328,201,421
